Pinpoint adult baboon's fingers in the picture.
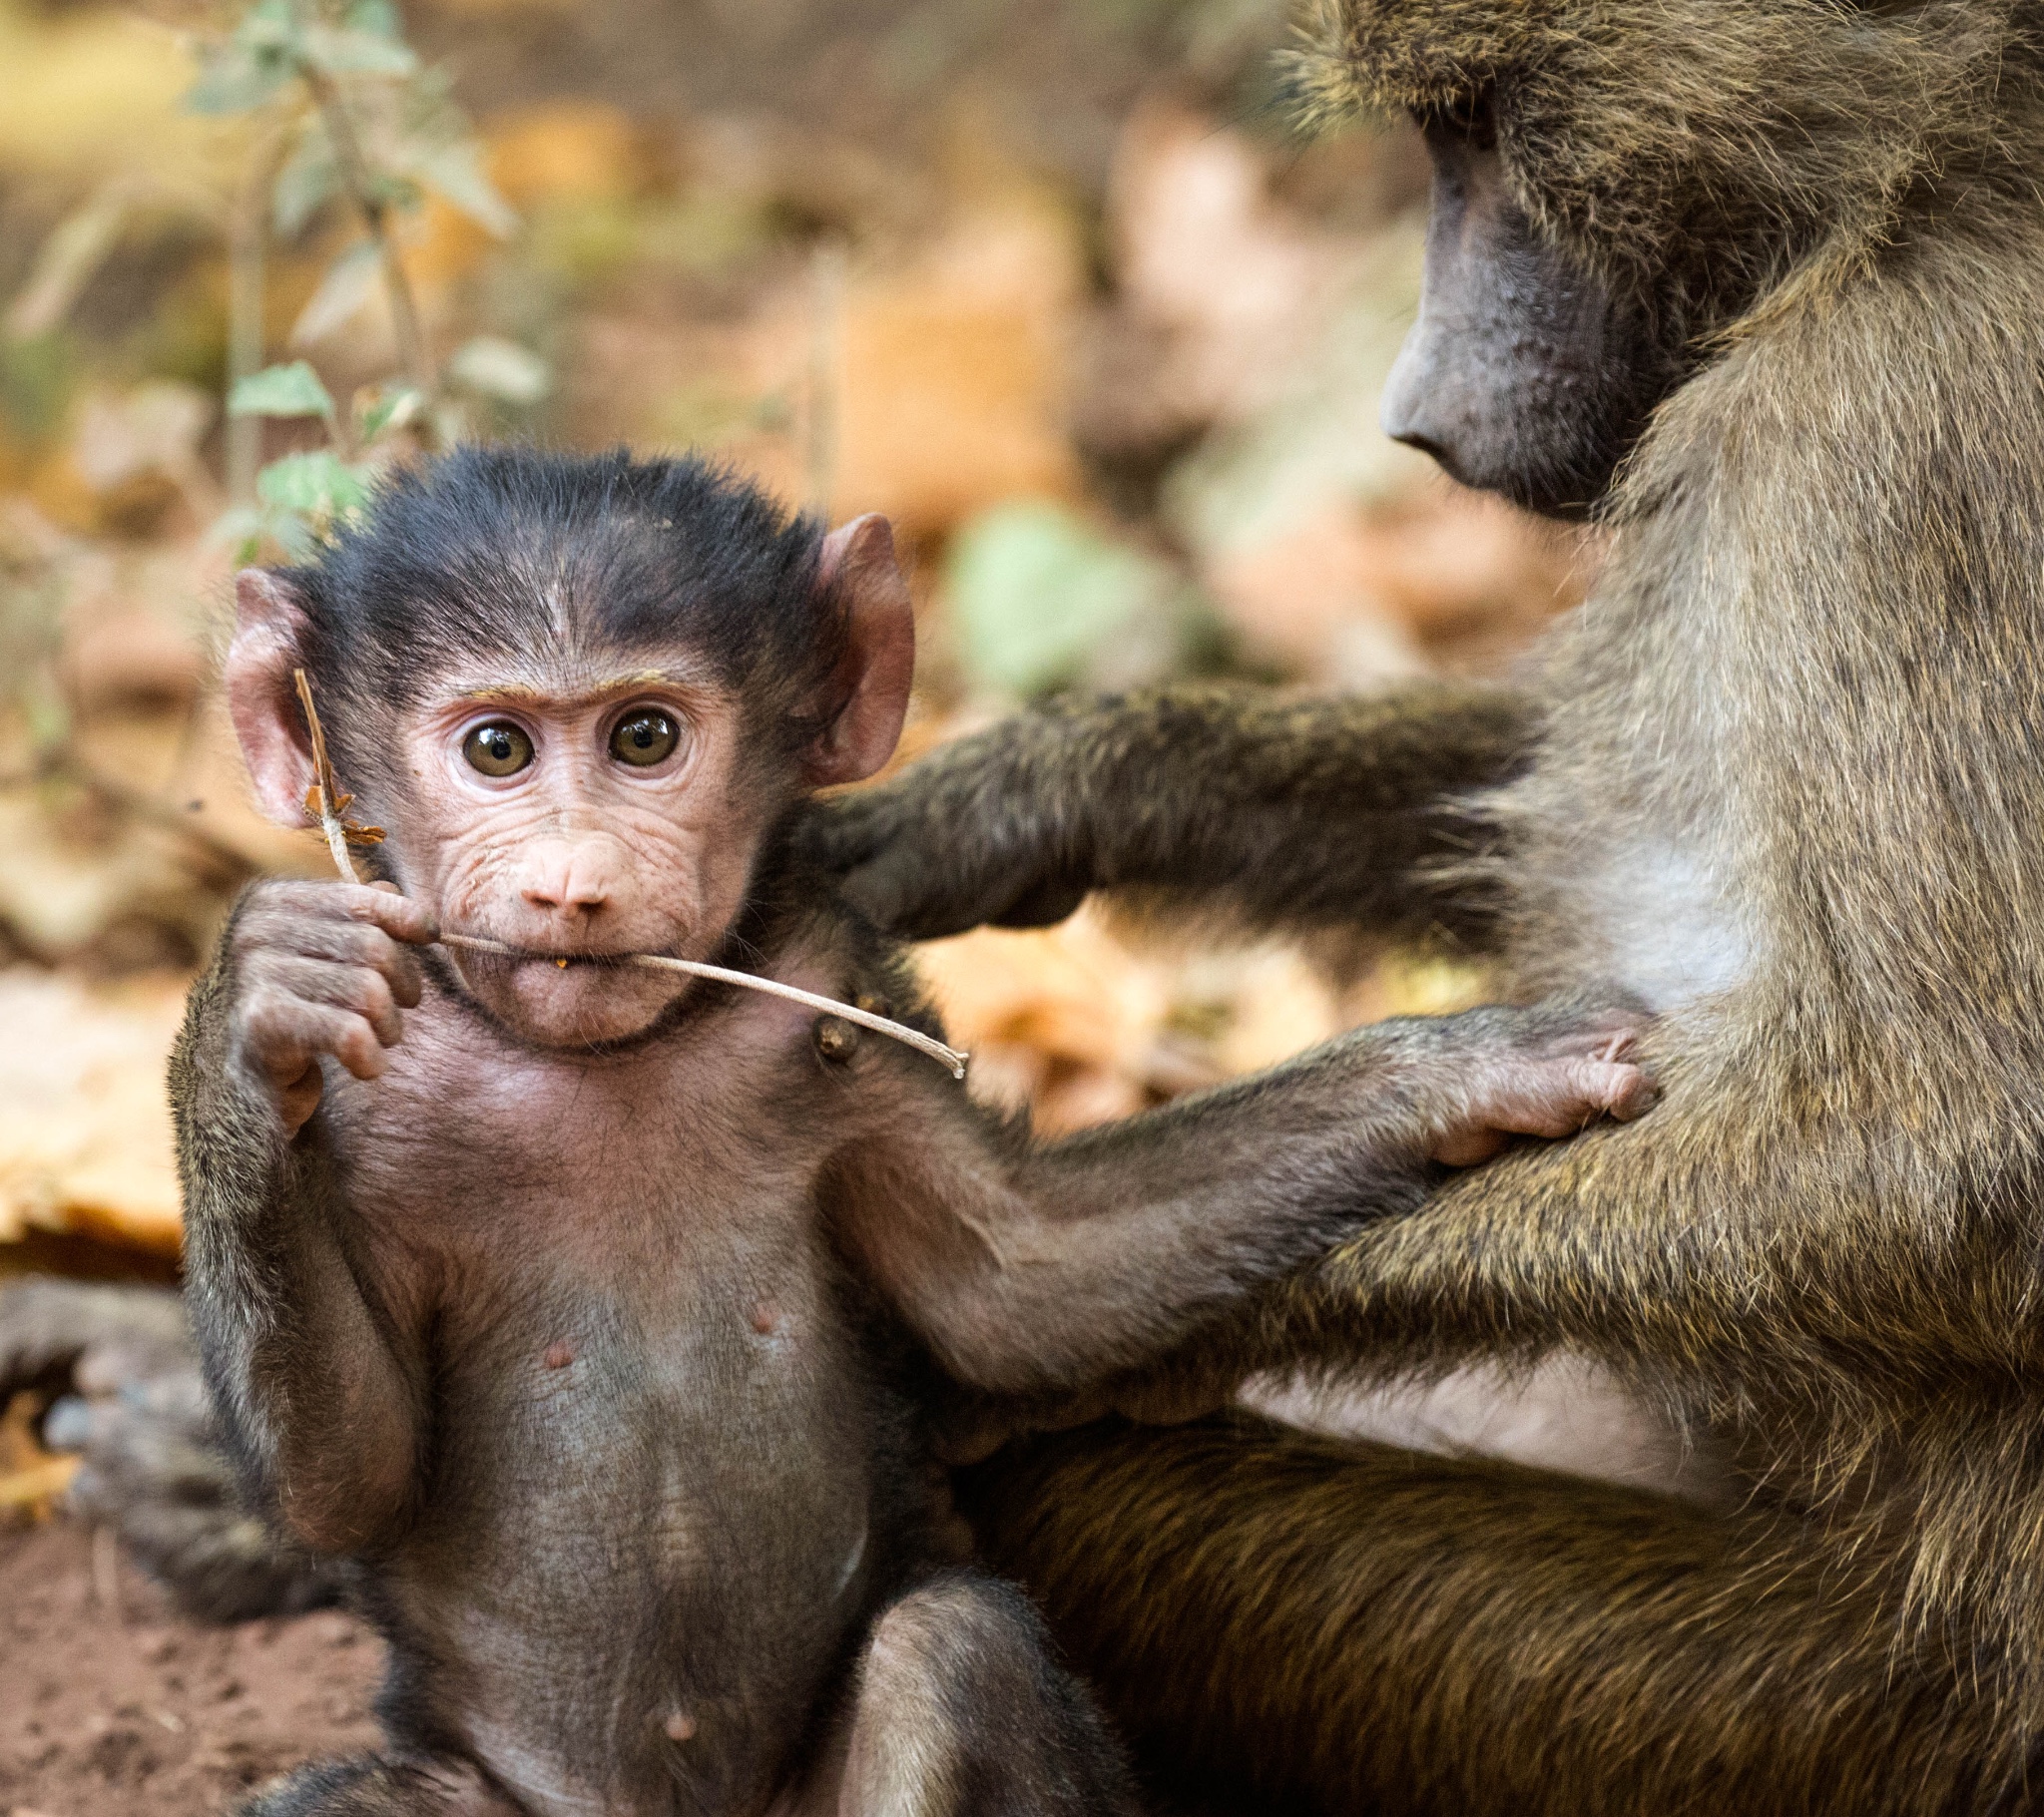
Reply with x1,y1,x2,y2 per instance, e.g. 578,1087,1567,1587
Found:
792,790,890,872
841,856,982,941
990,874,1088,930
836,857,921,935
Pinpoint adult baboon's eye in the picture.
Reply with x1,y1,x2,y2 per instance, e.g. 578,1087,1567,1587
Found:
610,709,681,768
464,721,535,777
1438,87,1498,148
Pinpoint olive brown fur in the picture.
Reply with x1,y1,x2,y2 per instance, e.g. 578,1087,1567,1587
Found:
813,0,2044,1809
1290,0,2044,335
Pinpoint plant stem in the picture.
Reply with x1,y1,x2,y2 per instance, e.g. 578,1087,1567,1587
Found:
806,236,846,517
302,66,434,398
0,749,257,888
228,122,291,506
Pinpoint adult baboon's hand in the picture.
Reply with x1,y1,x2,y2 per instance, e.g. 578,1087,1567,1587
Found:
797,717,1089,939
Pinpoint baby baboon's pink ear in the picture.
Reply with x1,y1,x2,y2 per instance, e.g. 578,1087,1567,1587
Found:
226,569,318,827
806,515,915,787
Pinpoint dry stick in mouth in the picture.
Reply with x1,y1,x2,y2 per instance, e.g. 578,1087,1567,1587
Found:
289,669,969,1080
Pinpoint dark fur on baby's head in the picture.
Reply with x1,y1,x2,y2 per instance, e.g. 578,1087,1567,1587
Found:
284,447,841,736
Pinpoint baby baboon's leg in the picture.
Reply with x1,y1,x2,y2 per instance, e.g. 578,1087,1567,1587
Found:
960,1417,2002,1817
241,1756,520,1816
835,1573,1140,1817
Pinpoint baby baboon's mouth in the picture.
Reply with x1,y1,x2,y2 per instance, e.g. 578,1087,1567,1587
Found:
434,931,970,1077
441,934,665,972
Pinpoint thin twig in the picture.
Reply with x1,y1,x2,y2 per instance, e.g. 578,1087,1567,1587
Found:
289,671,969,1078
292,667,368,879
301,66,433,397
438,934,967,1078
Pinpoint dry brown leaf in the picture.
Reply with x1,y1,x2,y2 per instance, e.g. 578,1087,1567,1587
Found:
916,903,1372,1136
1204,501,1432,684
0,967,189,1256
0,1391,78,1524
832,198,1085,533
0,1456,79,1514
1106,101,1350,432
487,103,644,208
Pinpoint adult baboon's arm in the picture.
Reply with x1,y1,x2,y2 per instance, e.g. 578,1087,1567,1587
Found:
800,682,1538,946
1269,1082,2019,1389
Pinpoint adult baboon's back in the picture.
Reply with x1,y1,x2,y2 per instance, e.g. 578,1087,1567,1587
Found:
814,0,2044,1809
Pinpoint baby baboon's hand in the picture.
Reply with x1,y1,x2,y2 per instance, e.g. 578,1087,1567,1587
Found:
1419,1005,1657,1168
226,880,437,1136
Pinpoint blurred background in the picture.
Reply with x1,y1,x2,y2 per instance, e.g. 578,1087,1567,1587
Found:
0,3,1599,1772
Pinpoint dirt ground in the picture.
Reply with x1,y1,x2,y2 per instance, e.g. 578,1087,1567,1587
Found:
0,1521,383,1817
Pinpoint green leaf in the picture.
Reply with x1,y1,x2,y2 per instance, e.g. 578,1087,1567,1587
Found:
289,241,381,348
229,361,336,422
236,1,303,51
209,503,316,565
410,142,518,237
298,24,418,76
946,503,1176,698
185,46,294,116
357,385,425,443
346,0,405,38
448,336,551,405
257,450,373,519
272,125,338,237
187,2,303,115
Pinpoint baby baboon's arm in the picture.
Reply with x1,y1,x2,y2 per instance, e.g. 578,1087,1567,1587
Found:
172,880,434,1555
827,1004,1649,1398
802,682,1536,943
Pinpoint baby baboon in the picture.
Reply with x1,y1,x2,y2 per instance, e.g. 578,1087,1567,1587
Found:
808,0,2044,1811
8,448,1645,1816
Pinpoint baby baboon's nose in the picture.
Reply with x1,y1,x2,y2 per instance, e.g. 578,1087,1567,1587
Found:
518,841,615,919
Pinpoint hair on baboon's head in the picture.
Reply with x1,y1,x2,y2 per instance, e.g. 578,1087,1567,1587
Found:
282,447,840,734
1291,0,2037,331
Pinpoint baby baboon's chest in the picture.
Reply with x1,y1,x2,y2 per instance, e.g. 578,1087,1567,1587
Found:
322,1000,896,1814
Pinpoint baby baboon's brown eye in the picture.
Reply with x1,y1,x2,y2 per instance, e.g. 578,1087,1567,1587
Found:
464,722,535,777
610,709,681,768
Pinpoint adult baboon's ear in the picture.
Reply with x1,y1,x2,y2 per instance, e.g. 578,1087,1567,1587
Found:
805,515,915,788
225,569,318,828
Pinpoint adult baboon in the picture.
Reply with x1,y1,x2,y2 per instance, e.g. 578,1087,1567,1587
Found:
808,0,2044,1809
